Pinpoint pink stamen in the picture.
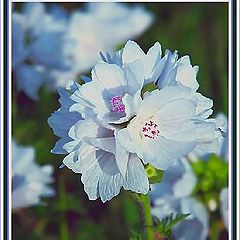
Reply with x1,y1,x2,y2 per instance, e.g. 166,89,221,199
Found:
110,96,125,113
142,120,160,139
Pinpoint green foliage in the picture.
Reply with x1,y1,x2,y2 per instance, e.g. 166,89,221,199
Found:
145,164,165,184
191,154,228,206
154,213,191,239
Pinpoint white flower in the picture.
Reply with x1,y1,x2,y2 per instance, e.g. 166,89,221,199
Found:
12,140,55,209
48,85,149,202
69,61,144,126
13,3,153,99
48,40,222,203
102,41,222,158
116,85,220,170
65,3,154,74
47,3,154,89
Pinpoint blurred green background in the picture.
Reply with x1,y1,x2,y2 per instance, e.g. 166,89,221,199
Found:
12,2,228,240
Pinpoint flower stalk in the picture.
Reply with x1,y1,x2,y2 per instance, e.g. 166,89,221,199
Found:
141,194,154,240
59,174,69,240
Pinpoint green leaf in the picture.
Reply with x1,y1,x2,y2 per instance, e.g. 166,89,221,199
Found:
145,164,164,184
155,213,190,239
165,213,191,231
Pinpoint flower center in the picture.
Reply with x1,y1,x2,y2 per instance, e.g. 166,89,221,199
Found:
110,96,125,112
142,120,160,139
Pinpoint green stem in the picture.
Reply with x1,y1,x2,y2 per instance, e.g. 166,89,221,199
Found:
141,194,154,240
59,175,69,240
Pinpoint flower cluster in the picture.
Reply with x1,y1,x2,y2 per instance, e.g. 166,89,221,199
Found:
12,139,55,209
49,40,224,203
12,2,153,100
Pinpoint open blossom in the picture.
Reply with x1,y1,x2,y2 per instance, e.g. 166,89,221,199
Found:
69,61,144,126
12,3,153,100
150,158,209,240
49,41,222,202
102,41,223,156
12,139,55,209
48,83,149,202
116,84,221,170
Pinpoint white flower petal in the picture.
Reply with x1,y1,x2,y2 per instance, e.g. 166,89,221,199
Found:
144,42,162,81
122,40,145,64
176,55,199,91
63,150,81,173
84,137,116,154
123,154,149,193
154,99,196,124
192,92,213,119
123,60,144,95
116,127,140,154
98,153,124,202
139,137,195,170
93,62,126,93
115,142,129,177
139,86,191,120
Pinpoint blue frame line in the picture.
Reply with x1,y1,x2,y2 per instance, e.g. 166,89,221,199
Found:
4,0,9,239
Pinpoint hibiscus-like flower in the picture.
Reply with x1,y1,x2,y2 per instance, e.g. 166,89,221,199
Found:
49,41,223,202
116,83,223,170
48,83,149,202
69,61,144,126
12,139,55,209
